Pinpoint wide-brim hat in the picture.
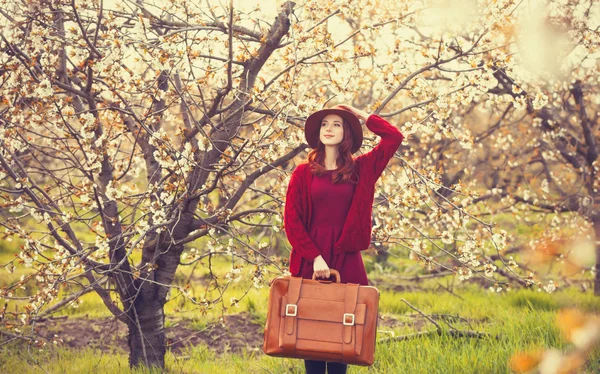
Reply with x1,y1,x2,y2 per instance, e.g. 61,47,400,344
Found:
304,105,363,154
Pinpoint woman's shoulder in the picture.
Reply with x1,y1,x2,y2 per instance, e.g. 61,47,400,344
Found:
352,157,372,181
293,162,310,173
288,162,311,181
353,156,365,170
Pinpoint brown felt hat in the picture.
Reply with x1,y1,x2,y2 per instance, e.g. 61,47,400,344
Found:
304,105,363,154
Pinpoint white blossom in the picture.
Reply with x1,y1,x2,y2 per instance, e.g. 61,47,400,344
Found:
441,231,453,244
543,280,556,293
105,180,123,201
491,230,507,250
34,79,53,98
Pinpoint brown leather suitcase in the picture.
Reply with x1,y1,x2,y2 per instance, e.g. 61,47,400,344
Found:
263,270,379,366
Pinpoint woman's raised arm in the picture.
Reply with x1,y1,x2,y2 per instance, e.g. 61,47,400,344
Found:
355,114,404,181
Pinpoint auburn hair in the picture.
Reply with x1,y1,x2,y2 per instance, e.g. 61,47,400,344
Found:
308,117,359,184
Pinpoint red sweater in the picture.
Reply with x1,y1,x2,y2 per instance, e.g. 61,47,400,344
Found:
284,114,404,275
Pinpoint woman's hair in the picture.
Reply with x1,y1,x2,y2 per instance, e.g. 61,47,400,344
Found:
308,117,358,184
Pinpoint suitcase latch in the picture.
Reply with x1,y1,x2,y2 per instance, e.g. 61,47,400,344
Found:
343,313,355,326
285,304,298,317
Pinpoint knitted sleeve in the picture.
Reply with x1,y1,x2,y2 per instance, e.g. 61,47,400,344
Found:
355,114,404,182
283,166,322,261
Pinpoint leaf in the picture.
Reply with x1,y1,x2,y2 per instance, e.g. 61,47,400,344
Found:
557,308,586,342
510,350,542,373
557,308,600,349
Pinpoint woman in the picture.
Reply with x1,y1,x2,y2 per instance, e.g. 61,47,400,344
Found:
283,104,404,374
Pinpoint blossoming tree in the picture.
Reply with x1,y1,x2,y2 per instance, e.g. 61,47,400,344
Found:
0,0,597,369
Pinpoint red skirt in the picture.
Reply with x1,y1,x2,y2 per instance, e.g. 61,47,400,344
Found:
296,224,368,286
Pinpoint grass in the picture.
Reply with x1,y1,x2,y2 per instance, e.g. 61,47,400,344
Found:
2,286,600,373
2,242,600,373
1,208,598,372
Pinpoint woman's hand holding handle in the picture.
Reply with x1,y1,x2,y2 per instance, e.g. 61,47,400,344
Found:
313,255,330,279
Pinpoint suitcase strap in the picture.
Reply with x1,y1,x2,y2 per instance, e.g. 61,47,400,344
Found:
282,276,302,352
343,283,359,360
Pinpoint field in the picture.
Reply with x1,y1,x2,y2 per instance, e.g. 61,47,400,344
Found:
1,247,600,373
1,210,598,373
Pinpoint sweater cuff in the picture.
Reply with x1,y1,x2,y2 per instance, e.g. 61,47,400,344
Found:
365,113,380,125
335,246,364,254
334,244,343,254
304,247,321,261
364,113,404,143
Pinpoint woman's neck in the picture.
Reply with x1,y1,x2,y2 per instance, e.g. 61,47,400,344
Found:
324,145,339,170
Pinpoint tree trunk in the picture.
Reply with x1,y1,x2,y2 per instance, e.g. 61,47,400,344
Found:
374,243,389,265
594,219,600,296
128,296,166,369
128,238,185,369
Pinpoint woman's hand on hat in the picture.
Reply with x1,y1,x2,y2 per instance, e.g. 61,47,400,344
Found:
336,104,369,122
313,255,330,279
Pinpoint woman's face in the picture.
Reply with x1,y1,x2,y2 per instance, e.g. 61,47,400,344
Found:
319,114,344,147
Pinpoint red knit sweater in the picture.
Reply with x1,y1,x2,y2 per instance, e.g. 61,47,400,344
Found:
284,114,404,275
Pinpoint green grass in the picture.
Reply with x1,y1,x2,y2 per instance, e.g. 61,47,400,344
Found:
1,207,598,372
2,287,600,373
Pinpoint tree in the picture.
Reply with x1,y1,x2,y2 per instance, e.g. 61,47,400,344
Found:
0,0,584,369
467,0,600,292
1,0,302,367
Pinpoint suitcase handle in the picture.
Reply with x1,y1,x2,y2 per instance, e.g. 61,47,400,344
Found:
312,269,341,283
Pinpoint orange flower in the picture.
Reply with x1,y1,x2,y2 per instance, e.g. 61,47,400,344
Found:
510,350,543,373
557,308,600,349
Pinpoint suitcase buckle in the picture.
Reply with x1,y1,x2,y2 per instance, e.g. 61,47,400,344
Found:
343,313,355,326
285,304,298,317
